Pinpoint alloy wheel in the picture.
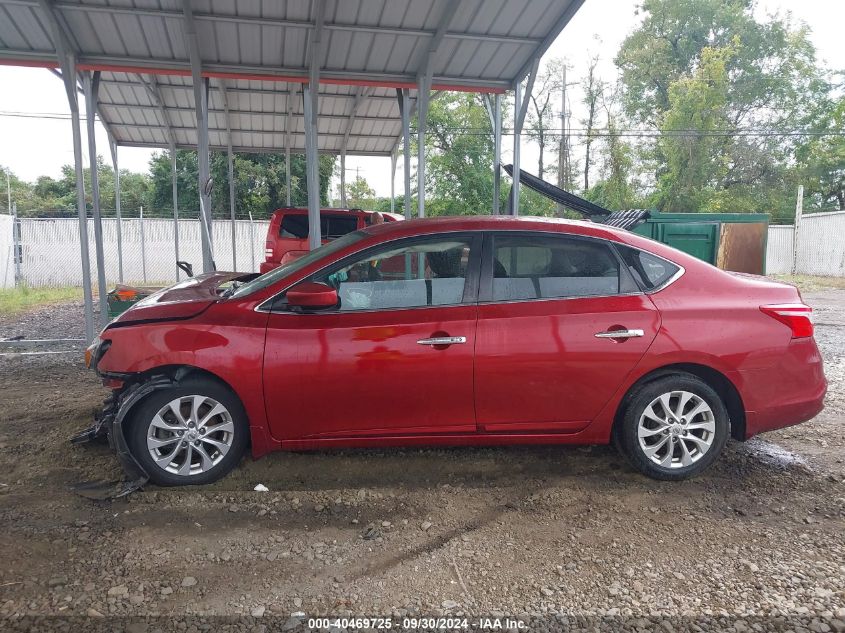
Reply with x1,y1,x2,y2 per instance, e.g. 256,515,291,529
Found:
637,390,716,469
146,395,235,476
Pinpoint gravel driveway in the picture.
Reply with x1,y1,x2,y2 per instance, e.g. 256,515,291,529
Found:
0,288,843,632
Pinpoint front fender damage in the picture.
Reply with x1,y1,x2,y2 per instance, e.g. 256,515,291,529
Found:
70,375,175,499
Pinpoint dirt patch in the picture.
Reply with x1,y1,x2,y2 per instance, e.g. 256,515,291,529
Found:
1,293,844,628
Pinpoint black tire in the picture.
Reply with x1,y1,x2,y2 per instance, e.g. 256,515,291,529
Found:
127,378,249,486
616,374,729,481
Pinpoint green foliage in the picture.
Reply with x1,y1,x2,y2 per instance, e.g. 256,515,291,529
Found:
148,151,335,220
614,0,834,217
796,94,845,211
343,176,377,209
655,44,734,211
0,285,81,315
2,158,151,217
422,93,497,216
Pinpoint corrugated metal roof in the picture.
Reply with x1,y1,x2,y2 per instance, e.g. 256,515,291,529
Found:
0,0,585,154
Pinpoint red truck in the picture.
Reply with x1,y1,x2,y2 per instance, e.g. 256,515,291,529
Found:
260,207,402,273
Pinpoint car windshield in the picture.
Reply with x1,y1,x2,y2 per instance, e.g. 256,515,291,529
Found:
230,229,368,299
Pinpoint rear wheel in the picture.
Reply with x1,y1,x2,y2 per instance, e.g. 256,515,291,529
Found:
127,379,249,486
616,374,729,480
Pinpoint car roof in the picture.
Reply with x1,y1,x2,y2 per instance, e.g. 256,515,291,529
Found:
272,207,372,216
358,214,713,266
359,214,628,241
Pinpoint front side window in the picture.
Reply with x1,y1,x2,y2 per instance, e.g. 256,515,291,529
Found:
231,230,367,299
312,237,474,311
492,234,621,301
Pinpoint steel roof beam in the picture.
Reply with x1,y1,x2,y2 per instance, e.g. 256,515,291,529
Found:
339,86,372,207
116,140,391,156
109,122,393,139
137,74,177,148
98,102,398,124
6,1,540,46
0,49,509,91
512,0,585,85
94,79,402,101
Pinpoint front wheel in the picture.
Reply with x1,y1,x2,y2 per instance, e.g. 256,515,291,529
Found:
127,379,249,486
616,375,729,481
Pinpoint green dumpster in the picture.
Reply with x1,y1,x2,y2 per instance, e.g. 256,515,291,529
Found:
632,212,769,274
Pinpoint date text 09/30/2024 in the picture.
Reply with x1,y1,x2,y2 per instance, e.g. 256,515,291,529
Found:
307,617,527,630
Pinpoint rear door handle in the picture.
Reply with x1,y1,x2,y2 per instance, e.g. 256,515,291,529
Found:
417,336,467,346
594,329,644,339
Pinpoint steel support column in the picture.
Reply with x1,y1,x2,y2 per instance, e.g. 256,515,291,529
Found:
170,143,180,280
304,0,325,251
511,59,539,216
108,136,124,282
303,84,320,251
220,79,237,270
339,149,346,207
286,85,295,207
416,74,431,219
389,150,397,213
493,94,502,215
183,0,214,271
39,0,94,340
82,71,108,328
398,88,412,221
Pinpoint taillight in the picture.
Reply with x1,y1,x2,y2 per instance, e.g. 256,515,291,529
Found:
760,304,814,338
264,247,273,259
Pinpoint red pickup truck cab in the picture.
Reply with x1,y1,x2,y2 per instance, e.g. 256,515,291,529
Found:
260,207,402,273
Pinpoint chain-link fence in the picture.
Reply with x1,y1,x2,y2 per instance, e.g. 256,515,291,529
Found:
0,215,270,288
765,211,845,276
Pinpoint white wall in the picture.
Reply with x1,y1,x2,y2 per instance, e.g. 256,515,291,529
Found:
13,217,270,288
766,211,845,277
0,214,13,288
2,212,844,289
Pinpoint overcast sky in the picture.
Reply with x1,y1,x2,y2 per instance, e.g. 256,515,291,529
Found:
0,0,842,203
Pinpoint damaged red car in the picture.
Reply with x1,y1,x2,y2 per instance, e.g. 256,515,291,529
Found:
78,216,826,488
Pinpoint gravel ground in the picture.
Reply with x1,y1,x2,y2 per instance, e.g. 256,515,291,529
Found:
0,288,843,632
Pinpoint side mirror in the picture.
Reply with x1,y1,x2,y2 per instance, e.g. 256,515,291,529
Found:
286,282,338,311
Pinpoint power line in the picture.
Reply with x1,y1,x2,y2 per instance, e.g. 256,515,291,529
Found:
2,110,842,138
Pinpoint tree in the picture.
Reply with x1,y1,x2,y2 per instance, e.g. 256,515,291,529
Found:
525,59,563,180
344,176,377,209
422,92,497,216
580,53,604,192
655,44,734,211
796,91,845,210
147,151,335,220
615,0,830,215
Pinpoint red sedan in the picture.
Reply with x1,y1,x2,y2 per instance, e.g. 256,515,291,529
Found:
82,216,826,487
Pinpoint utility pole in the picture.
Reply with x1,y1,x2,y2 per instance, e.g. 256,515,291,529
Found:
792,186,803,275
5,168,10,215
557,65,568,215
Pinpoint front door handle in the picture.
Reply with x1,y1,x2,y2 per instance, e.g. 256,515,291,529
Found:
417,336,467,346
594,329,645,339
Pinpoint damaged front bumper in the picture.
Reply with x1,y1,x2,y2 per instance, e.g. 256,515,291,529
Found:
70,375,174,499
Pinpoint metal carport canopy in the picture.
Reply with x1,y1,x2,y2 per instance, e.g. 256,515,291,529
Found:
0,0,586,343
0,0,585,155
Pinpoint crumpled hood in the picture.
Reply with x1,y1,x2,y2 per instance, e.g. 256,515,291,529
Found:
108,272,246,327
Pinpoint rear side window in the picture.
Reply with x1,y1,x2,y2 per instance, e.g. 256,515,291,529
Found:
617,245,680,291
280,214,359,240
492,235,621,301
